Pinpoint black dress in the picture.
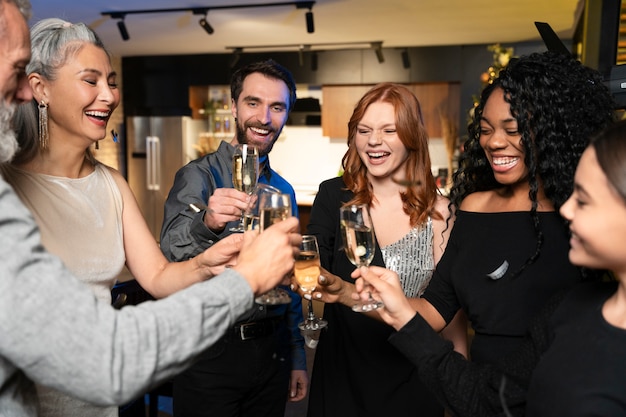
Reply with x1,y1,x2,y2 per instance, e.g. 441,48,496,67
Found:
422,210,582,364
390,281,626,417
306,177,443,417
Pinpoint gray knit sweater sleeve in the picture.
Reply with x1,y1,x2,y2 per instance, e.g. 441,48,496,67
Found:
0,177,253,416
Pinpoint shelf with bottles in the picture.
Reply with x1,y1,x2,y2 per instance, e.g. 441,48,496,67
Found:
189,86,235,156
206,109,233,138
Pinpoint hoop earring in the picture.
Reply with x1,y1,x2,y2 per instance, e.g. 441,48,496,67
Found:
38,100,49,152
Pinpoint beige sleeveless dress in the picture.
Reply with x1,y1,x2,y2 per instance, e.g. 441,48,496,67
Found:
2,162,125,417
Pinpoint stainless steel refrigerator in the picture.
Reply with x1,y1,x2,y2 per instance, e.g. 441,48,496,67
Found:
126,116,208,242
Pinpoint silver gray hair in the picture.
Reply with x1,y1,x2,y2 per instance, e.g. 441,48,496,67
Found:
26,18,107,80
0,102,18,163
12,18,108,164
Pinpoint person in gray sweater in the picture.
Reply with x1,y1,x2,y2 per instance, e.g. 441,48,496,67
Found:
0,1,302,415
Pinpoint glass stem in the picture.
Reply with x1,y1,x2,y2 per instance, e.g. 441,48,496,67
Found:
307,299,316,321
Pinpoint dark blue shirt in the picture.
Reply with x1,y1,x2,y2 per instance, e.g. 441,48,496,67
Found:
160,140,305,371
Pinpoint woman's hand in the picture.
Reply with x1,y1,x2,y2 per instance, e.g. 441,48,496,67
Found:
234,217,302,295
198,233,244,278
304,266,350,305
352,266,416,330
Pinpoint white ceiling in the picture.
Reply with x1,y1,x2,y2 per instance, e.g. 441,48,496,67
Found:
28,0,583,57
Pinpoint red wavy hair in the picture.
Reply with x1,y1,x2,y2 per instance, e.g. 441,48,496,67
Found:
342,82,441,226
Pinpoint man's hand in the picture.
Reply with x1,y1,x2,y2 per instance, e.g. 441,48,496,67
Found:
234,217,302,295
203,188,250,232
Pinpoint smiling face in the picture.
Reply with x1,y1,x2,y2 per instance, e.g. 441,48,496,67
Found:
479,87,528,186
232,72,290,156
559,146,626,275
33,43,119,147
0,1,31,106
354,101,409,181
0,1,32,163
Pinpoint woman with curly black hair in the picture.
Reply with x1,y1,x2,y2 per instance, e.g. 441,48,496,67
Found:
345,51,620,370
408,51,617,366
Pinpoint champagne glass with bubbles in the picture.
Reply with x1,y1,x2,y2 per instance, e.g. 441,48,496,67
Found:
230,144,259,232
340,204,383,312
242,184,281,231
295,235,328,343
254,191,293,305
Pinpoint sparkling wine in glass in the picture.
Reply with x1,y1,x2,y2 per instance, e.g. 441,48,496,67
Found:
242,184,281,231
230,144,259,232
295,235,328,339
254,192,293,305
340,204,383,312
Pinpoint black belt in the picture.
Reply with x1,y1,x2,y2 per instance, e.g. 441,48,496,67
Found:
231,318,279,341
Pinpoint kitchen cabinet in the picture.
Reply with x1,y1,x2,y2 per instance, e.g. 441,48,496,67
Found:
321,82,460,139
189,85,234,155
321,85,372,139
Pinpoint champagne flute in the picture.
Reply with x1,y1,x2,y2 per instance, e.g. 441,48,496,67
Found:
230,144,259,232
339,204,383,312
295,235,328,338
254,192,293,305
242,184,281,231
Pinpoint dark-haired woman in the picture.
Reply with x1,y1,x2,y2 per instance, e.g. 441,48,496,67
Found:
411,51,617,365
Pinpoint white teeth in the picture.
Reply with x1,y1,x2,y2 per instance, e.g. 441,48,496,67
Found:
492,157,518,166
368,152,388,158
85,111,110,117
250,127,269,135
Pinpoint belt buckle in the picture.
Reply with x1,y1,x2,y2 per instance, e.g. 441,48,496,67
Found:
239,322,256,340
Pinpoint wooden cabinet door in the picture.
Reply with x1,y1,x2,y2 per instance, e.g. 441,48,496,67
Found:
321,85,373,139
409,82,461,138
321,83,460,139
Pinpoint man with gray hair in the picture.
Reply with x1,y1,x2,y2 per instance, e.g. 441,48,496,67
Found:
0,1,302,415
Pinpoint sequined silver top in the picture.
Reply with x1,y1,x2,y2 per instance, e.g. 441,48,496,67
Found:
380,217,434,298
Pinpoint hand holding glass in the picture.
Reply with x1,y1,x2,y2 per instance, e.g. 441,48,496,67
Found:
340,204,383,312
254,192,293,305
295,235,328,336
230,144,259,232
242,183,281,231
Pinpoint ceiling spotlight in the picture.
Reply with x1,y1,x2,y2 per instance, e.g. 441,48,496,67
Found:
103,2,318,40
298,45,310,67
114,15,129,41
230,47,243,68
305,10,314,33
401,48,410,69
199,14,214,35
371,42,384,63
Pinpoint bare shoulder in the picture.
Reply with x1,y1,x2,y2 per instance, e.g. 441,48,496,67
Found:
433,194,451,219
459,190,493,212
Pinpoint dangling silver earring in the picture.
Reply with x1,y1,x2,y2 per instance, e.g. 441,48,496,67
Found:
38,100,49,152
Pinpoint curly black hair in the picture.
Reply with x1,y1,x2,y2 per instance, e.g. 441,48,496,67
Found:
450,51,616,276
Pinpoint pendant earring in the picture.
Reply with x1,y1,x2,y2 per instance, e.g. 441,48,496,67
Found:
95,140,99,150
38,100,49,152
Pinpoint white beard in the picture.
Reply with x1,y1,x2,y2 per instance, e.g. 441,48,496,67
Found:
0,101,18,163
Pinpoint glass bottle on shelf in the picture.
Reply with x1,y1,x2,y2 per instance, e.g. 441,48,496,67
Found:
221,89,229,110
214,116,221,132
